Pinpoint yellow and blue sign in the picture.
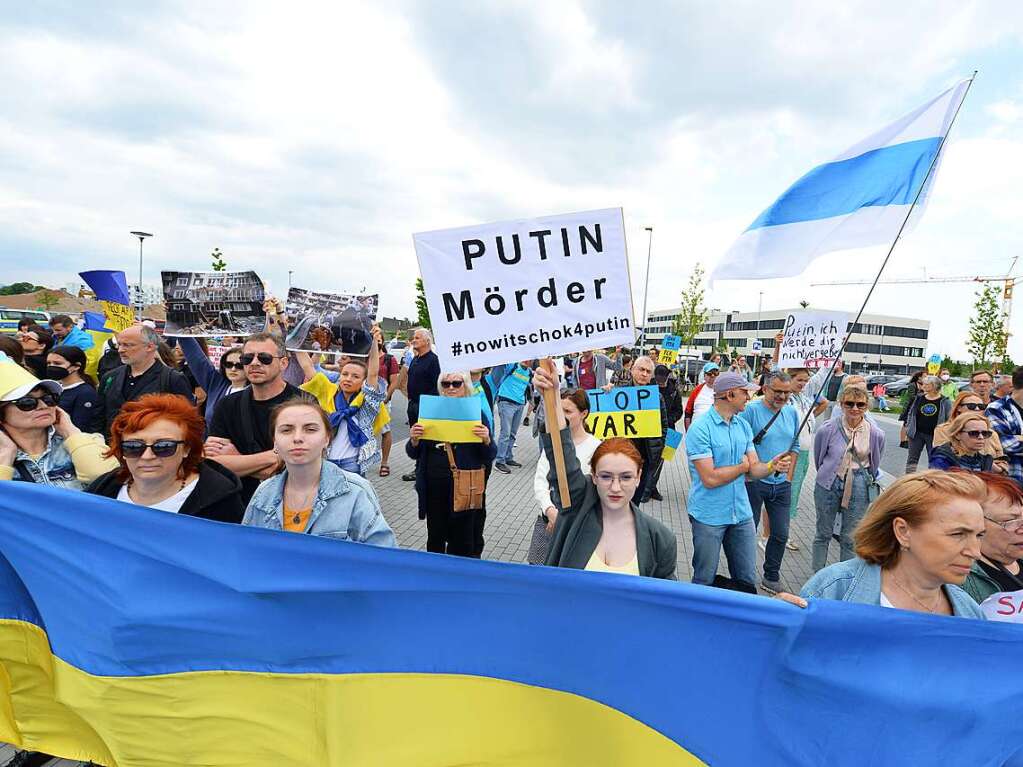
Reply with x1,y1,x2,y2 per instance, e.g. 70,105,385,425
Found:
419,394,483,442
662,428,683,461
1,482,1020,766
585,385,662,439
659,335,682,365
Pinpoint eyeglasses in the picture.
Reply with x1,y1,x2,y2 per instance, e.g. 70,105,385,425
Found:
440,380,464,389
705,371,720,377
223,361,245,370
961,402,985,411
963,429,993,439
842,401,868,410
595,471,638,486
120,439,185,458
766,388,791,399
239,352,281,366
8,392,59,411
984,515,1023,534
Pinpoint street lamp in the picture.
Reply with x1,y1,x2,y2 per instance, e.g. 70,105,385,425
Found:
130,231,153,321
640,227,653,351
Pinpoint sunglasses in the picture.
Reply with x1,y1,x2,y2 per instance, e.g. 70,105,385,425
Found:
842,401,868,410
440,380,464,389
9,392,59,412
963,429,993,439
120,439,185,458
961,402,985,411
223,360,245,370
239,352,281,366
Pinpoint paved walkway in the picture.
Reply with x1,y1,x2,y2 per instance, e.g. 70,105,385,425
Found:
372,420,843,592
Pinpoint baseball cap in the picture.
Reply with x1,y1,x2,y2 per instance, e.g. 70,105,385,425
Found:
654,364,671,380
712,371,759,395
0,352,62,403
702,362,720,374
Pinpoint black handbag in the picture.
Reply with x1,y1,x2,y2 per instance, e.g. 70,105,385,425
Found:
527,514,551,565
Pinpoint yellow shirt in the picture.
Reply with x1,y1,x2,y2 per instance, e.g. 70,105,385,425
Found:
584,549,640,576
283,505,312,533
300,373,391,434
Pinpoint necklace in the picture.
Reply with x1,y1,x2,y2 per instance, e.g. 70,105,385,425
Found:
286,482,317,522
889,572,942,614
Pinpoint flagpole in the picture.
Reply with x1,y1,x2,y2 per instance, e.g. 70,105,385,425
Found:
783,72,978,456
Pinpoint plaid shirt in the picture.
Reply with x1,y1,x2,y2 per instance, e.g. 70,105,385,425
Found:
987,395,1023,486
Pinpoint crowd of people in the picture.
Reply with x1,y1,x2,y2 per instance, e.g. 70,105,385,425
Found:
2,301,1023,764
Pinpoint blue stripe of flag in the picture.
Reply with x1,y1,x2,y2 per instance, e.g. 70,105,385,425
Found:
746,137,941,231
418,395,481,422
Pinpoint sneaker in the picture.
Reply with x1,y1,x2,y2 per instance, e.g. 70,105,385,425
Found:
760,578,785,595
785,541,800,552
506,460,522,468
757,537,768,553
495,463,511,474
401,472,416,482
522,416,530,425
649,489,663,501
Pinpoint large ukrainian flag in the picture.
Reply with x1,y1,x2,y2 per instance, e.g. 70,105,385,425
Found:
0,483,1021,766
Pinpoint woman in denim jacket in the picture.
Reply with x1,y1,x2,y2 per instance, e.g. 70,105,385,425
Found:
243,398,395,546
779,471,986,619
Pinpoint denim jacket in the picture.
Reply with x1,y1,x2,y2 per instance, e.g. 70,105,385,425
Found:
6,429,112,491
801,557,985,619
242,460,396,547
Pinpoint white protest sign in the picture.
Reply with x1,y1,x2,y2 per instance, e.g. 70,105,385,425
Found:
414,208,635,370
980,590,1023,623
778,310,848,370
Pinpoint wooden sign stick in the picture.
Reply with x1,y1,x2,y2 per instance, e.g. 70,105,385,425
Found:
541,357,572,509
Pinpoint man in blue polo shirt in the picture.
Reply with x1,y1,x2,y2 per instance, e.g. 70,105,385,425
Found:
493,360,533,474
738,370,800,594
686,372,793,589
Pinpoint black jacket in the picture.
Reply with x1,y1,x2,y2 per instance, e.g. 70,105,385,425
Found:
85,459,246,523
659,379,684,431
541,428,677,579
95,361,195,436
59,383,100,433
406,437,497,520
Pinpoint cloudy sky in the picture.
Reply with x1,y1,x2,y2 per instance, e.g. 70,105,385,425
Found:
2,1,1022,359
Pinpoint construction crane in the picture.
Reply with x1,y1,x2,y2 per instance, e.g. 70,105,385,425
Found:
811,257,1018,341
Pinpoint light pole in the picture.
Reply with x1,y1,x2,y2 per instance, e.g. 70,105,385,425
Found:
288,271,294,291
130,231,153,321
640,226,653,351
756,291,764,371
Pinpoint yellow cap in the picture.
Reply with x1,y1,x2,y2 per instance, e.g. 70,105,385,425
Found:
0,352,62,402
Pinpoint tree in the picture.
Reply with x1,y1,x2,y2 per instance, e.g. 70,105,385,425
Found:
0,282,45,296
414,278,431,329
36,291,60,311
211,248,227,272
967,284,1008,367
671,264,710,346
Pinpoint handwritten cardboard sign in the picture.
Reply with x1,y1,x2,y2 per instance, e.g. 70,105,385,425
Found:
778,310,848,369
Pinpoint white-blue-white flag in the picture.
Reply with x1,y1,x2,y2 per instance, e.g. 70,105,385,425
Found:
712,78,971,283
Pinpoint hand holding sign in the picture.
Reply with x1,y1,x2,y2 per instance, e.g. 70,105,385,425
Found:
585,386,662,439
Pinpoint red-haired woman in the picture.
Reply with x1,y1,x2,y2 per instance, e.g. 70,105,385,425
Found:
533,366,677,578
86,393,245,522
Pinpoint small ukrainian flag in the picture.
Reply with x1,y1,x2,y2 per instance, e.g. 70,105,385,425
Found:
661,428,683,461
419,395,483,443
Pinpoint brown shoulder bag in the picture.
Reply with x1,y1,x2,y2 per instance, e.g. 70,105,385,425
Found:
443,443,486,512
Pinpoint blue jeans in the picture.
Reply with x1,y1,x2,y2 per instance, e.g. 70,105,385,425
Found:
812,470,869,572
689,515,757,588
747,480,792,581
328,457,363,476
496,400,525,464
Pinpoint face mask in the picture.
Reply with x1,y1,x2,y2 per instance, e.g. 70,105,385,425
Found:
940,374,950,381
46,365,71,380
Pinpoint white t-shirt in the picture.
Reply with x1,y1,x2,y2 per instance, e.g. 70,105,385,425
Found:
117,477,199,514
692,384,715,423
879,592,895,609
533,433,602,513
328,420,359,461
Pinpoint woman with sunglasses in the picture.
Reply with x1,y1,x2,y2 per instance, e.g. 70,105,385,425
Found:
902,374,951,473
86,393,245,521
17,325,53,379
407,370,494,556
177,337,248,430
811,385,885,572
532,365,677,578
933,391,1003,457
0,353,116,490
961,472,1023,607
928,413,1000,474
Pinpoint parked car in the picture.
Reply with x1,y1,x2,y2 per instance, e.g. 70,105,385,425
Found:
0,308,51,335
884,376,914,397
865,375,900,388
386,339,408,357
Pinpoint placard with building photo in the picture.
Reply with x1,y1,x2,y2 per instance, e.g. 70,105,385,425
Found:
162,271,267,337
284,288,378,357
